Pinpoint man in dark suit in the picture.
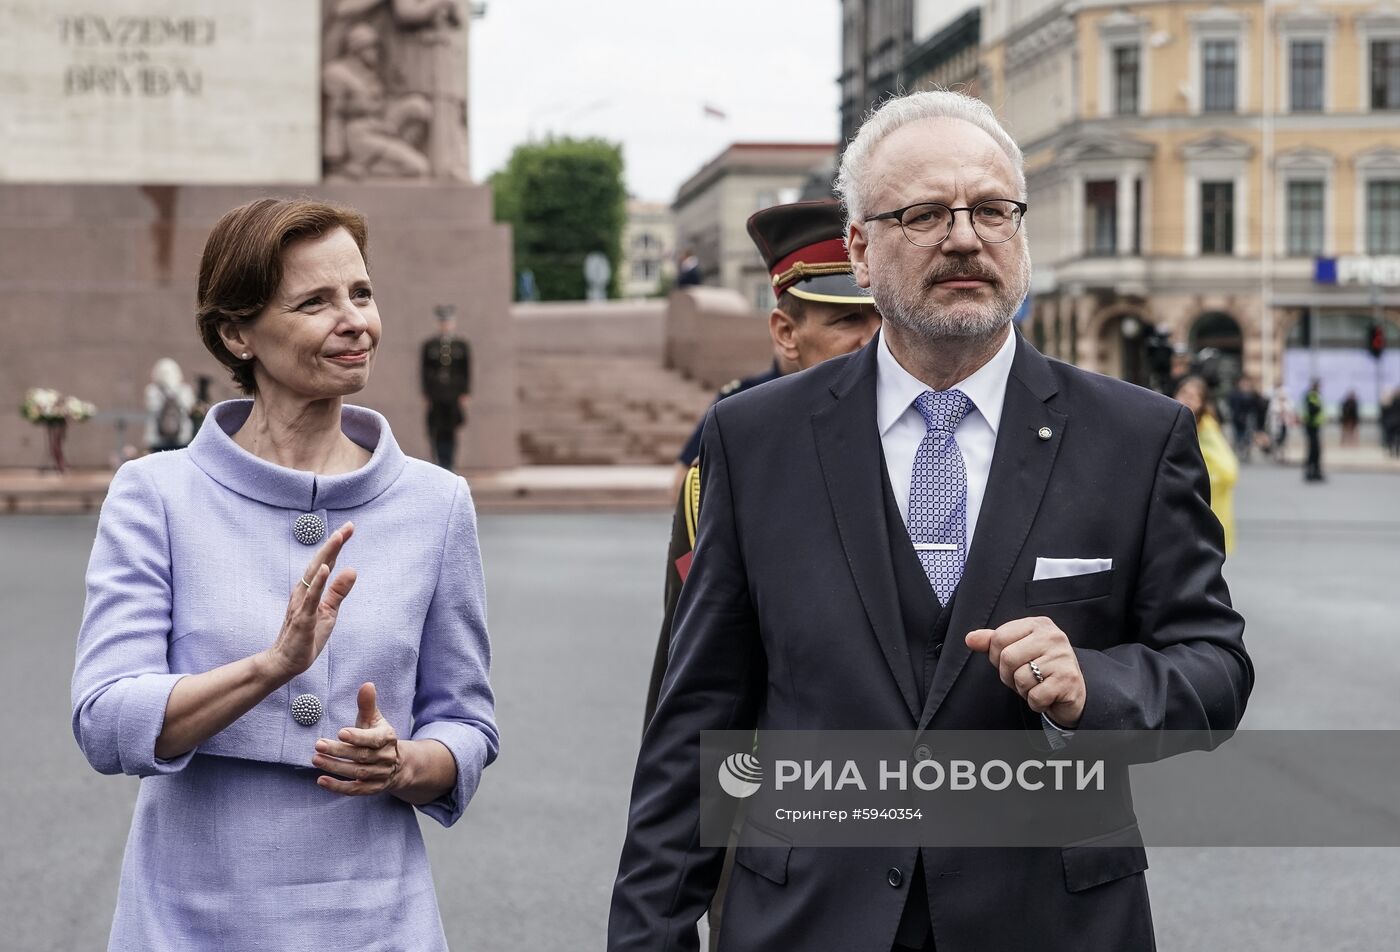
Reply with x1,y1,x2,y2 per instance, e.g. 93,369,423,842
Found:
420,304,471,469
610,90,1252,952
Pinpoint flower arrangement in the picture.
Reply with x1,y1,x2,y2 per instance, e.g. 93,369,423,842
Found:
19,387,98,472
21,387,97,424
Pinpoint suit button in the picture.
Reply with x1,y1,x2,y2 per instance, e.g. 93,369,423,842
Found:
913,744,933,762
293,513,326,546
291,693,323,726
887,867,903,888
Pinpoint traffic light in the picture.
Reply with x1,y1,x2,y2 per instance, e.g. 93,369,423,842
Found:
1369,321,1386,360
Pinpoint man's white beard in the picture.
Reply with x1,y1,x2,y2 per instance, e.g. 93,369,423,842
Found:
870,248,1031,343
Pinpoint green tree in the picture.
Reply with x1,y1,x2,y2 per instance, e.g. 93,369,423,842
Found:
489,136,627,301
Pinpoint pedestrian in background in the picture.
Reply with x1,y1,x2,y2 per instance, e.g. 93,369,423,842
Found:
72,198,497,951
1176,376,1239,554
1340,390,1360,447
1226,375,1261,461
1303,379,1326,482
420,304,472,470
676,248,702,287
1382,388,1400,458
143,357,195,453
1265,384,1296,464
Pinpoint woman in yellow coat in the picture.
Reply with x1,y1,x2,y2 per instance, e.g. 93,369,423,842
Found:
1175,376,1239,554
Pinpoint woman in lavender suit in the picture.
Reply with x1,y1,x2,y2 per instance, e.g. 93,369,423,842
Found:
71,198,498,950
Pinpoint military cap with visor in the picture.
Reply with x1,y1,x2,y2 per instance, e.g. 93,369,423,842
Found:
746,200,873,306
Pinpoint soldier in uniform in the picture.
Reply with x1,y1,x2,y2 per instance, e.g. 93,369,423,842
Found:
420,304,472,469
650,200,882,722
645,200,880,950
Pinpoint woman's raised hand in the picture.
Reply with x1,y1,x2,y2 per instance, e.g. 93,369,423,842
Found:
264,522,358,681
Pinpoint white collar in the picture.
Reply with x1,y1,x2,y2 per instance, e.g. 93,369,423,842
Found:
875,324,1018,436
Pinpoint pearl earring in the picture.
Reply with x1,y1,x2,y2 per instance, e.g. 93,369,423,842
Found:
241,352,251,360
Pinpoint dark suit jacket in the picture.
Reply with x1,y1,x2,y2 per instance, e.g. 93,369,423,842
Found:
609,333,1252,952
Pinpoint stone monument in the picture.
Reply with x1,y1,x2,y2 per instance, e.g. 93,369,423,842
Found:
0,0,517,472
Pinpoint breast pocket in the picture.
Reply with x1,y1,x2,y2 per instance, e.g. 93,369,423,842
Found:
1024,569,1115,607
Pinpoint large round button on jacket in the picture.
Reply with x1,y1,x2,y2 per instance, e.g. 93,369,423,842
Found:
293,513,326,546
291,693,323,727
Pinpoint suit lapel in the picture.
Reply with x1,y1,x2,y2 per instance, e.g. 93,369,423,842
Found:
812,339,923,721
919,335,1066,730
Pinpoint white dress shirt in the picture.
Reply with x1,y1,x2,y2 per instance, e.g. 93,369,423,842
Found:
874,325,1072,743
876,324,1016,544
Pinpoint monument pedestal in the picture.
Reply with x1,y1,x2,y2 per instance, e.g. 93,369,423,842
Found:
0,182,517,472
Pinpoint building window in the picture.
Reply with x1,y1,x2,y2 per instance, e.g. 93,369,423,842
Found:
1113,45,1140,115
1289,40,1324,112
1202,40,1237,112
1200,181,1235,255
1286,180,1324,256
1372,40,1400,110
1367,179,1400,253
632,260,657,282
1133,178,1143,255
1084,181,1118,256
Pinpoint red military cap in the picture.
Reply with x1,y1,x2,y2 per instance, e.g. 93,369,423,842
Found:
746,200,873,305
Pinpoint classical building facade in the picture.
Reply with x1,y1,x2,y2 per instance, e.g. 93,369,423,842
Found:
620,200,676,299
841,0,912,143
975,0,1400,406
671,143,836,310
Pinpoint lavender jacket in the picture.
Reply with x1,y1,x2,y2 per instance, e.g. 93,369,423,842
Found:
72,400,498,827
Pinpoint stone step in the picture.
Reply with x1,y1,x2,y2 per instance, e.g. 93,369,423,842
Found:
516,352,713,465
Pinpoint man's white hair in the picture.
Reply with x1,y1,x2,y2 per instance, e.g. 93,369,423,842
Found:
834,90,1026,226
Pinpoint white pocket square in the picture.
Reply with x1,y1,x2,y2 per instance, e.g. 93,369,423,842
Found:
1033,557,1113,581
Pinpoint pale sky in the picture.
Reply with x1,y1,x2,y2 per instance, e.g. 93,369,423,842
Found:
468,0,841,204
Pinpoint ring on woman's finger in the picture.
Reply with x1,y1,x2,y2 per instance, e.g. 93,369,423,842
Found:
300,576,314,590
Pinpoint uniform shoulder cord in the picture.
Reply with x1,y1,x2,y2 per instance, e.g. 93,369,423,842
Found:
682,462,702,548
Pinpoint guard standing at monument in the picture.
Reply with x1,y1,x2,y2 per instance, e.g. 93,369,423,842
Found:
421,304,472,469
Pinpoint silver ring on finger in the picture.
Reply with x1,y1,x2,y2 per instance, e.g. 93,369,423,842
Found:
1028,659,1045,684
300,576,314,590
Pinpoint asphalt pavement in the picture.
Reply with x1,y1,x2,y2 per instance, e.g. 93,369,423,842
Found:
2,462,1397,951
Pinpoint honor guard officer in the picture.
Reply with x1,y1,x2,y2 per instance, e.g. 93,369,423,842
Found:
421,304,472,469
649,200,881,724
645,199,880,951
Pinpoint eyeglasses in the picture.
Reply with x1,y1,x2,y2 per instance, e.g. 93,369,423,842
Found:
865,199,1028,247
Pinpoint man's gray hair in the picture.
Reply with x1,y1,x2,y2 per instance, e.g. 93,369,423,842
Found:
834,90,1026,226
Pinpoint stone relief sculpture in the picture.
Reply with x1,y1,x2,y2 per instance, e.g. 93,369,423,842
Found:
323,24,432,180
323,0,470,182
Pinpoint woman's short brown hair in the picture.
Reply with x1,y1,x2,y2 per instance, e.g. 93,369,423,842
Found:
196,198,369,394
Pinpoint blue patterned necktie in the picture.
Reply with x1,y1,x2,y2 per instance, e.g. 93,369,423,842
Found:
908,389,973,603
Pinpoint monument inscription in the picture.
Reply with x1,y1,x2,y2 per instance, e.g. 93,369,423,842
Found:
0,0,319,183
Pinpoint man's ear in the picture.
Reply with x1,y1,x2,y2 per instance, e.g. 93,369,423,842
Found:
848,223,871,289
769,307,801,363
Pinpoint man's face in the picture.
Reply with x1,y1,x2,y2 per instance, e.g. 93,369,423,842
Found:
847,118,1031,342
772,300,881,370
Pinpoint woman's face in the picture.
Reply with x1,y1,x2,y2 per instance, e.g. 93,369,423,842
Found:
235,227,381,401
